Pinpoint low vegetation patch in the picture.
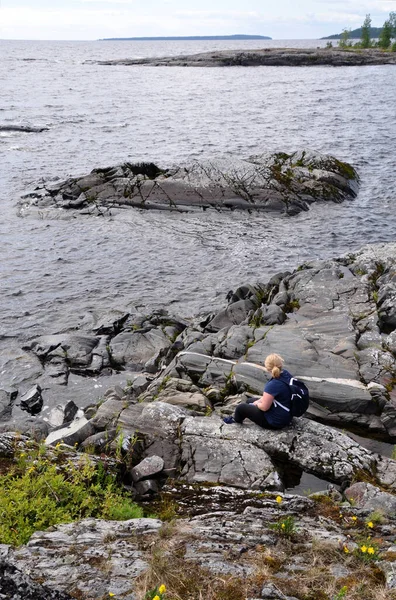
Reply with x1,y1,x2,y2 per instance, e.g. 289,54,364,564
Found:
133,522,396,600
0,443,143,546
136,542,255,600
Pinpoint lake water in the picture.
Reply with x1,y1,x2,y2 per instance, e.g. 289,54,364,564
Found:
1,38,396,392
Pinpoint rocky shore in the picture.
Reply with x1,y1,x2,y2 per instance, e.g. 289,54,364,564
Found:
19,150,359,217
1,242,396,599
93,47,396,67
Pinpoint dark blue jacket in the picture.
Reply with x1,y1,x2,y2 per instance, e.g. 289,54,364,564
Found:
263,369,293,428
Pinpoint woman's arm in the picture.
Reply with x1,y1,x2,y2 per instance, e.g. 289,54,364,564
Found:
253,392,274,412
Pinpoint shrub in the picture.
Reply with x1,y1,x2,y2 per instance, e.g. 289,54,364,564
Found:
269,515,297,537
0,446,143,546
338,29,351,49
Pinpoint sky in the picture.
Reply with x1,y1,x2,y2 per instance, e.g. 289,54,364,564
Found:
0,0,396,41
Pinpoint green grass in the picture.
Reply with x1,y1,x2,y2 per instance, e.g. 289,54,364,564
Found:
0,446,143,546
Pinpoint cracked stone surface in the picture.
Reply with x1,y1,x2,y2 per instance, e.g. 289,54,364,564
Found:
19,151,359,219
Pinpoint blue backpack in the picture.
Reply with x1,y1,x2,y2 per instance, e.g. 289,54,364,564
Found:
287,378,310,417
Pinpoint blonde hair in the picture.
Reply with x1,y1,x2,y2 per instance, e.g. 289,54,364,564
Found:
264,354,284,379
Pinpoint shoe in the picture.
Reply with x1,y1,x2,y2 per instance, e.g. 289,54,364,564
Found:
222,416,236,424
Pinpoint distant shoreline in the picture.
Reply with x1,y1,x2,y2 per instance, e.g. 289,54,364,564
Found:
99,34,272,41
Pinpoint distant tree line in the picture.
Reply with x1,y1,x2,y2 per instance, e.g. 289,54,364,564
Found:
326,12,396,51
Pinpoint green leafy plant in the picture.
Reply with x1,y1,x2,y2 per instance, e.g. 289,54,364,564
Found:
269,515,297,537
145,583,166,599
284,298,300,313
355,538,380,562
367,509,386,525
249,308,263,328
0,447,143,546
333,585,348,600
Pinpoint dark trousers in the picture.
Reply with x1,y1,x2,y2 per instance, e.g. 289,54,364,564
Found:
234,397,275,429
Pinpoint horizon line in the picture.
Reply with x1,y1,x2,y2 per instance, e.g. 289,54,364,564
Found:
0,36,328,42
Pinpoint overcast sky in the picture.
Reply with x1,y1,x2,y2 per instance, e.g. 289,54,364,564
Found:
1,0,396,41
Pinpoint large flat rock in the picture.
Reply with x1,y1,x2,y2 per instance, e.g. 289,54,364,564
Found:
95,47,396,67
20,150,359,217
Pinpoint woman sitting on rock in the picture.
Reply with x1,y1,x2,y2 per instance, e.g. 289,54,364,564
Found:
223,353,293,429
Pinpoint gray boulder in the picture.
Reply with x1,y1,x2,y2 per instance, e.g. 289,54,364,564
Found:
131,456,164,482
180,433,277,488
153,377,210,411
344,482,396,515
205,298,256,332
45,415,95,447
109,329,170,370
10,518,162,599
19,385,43,415
0,389,18,420
180,415,376,486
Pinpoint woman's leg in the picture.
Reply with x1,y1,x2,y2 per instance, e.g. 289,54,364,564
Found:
234,402,273,429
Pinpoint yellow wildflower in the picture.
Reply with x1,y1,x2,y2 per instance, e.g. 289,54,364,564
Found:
367,521,374,529
109,594,115,598
352,516,357,521
361,545,367,553
153,596,160,600
339,513,343,518
159,585,166,594
343,546,349,553
276,496,282,504
281,523,286,529
368,547,375,555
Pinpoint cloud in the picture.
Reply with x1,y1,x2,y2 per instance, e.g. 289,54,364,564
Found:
175,10,260,19
315,0,396,11
0,6,179,39
78,0,138,3
1,0,395,40
276,11,364,24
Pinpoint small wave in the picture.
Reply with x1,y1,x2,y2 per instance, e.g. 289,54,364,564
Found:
98,123,129,130
19,58,50,63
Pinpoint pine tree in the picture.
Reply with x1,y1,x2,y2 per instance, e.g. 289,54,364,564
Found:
360,14,372,48
390,12,396,37
379,19,392,49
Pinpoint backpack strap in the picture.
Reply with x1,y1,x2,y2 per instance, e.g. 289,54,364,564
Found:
273,399,290,412
272,379,292,412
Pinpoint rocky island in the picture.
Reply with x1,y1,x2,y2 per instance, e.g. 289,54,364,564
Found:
19,150,359,218
1,242,396,599
93,47,396,67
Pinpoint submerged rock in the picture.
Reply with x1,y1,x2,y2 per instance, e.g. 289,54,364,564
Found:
0,123,49,133
19,150,359,217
